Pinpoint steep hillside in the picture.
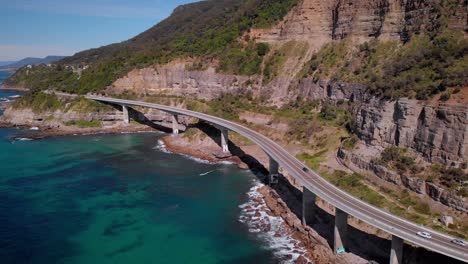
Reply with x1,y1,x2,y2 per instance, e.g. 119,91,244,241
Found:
4,0,467,168
5,0,299,93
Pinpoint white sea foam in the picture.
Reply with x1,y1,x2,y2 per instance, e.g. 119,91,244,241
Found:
153,140,172,154
29,127,39,131
16,138,33,141
0,97,10,103
239,183,313,264
199,170,215,176
8,95,20,98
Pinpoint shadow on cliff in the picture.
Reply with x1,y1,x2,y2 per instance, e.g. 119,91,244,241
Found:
107,104,173,133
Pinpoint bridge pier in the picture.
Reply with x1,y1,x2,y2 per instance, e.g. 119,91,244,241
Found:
302,187,316,225
172,114,179,135
268,156,279,185
334,208,348,253
390,235,403,264
122,105,129,124
220,129,229,152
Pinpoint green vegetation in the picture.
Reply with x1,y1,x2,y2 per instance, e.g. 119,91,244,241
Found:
319,171,436,226
64,120,102,128
219,41,268,75
263,41,309,83
330,172,388,207
307,29,467,99
342,134,358,150
374,146,421,174
430,164,467,197
7,0,299,94
296,151,327,170
12,92,113,115
12,91,61,113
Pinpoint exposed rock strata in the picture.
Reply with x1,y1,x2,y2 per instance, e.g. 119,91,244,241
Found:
110,60,258,100
338,148,468,212
354,97,467,167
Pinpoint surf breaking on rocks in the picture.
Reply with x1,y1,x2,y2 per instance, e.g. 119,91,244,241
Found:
239,183,313,264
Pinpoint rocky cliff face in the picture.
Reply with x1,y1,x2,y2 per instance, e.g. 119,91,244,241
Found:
105,0,467,166
355,97,468,167
295,79,468,167
0,104,193,132
109,60,259,100
338,148,467,211
249,0,466,44
109,0,467,102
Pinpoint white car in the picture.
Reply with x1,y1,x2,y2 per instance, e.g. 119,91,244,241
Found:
451,239,467,247
416,231,432,239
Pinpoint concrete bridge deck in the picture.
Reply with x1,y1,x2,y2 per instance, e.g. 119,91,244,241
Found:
86,94,468,263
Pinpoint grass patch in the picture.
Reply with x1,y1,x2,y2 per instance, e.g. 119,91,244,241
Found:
296,150,327,170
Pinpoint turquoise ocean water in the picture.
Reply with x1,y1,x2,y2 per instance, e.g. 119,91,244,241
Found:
0,71,282,263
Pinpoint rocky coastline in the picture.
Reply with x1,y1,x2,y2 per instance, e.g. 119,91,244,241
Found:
1,98,464,263
0,110,340,263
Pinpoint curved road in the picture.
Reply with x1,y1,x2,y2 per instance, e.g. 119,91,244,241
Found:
87,95,468,263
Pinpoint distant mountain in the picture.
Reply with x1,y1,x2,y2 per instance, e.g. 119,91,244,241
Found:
0,56,67,71
0,61,15,67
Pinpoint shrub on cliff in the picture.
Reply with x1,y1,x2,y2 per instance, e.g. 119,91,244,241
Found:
307,29,467,100
376,147,420,174
12,91,61,113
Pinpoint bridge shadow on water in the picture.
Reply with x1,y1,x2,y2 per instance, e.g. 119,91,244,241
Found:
120,107,463,264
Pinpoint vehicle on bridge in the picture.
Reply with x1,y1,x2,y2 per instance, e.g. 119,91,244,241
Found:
417,232,432,239
451,239,467,247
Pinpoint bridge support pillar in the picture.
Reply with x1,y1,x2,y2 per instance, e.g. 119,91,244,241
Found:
389,235,403,264
334,208,348,253
172,115,179,135
268,156,279,185
122,105,129,124
220,129,229,152
302,187,316,225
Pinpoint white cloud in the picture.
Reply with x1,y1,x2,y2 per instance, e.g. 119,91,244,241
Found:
0,45,77,61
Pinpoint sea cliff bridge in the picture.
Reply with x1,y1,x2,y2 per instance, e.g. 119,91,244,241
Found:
83,94,467,264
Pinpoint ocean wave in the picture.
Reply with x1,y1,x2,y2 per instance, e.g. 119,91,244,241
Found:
199,170,215,176
153,140,172,154
8,95,20,98
0,97,10,103
239,183,313,264
16,138,33,141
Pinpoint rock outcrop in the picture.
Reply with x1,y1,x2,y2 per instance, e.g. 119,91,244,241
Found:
109,60,258,100
354,97,467,167
249,0,466,45
0,104,192,132
338,148,468,211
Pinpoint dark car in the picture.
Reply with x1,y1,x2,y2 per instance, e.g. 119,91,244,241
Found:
302,167,309,172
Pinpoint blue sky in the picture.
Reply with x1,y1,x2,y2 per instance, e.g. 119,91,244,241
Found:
0,0,196,61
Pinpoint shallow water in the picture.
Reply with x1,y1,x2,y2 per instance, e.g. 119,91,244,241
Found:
0,71,23,114
0,130,285,264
